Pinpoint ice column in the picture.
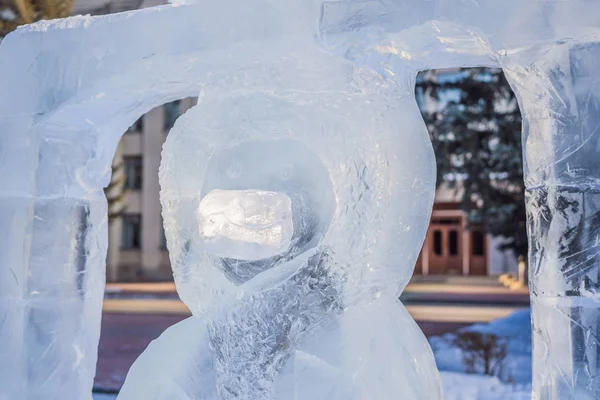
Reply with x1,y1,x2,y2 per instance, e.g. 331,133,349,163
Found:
0,127,107,400
506,42,600,399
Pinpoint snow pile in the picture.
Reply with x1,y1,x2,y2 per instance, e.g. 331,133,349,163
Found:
441,372,530,400
431,309,532,385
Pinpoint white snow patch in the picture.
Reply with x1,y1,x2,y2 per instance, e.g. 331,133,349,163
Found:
432,309,532,385
441,371,531,400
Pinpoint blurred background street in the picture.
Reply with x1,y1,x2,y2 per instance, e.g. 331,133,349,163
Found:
95,277,529,392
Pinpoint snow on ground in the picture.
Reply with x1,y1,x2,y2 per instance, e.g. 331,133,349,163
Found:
431,309,532,385
441,371,530,399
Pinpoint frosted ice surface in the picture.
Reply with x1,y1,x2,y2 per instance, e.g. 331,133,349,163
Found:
197,189,293,261
119,18,441,396
1,0,600,399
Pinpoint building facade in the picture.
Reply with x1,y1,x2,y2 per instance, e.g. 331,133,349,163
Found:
106,98,196,281
415,185,518,276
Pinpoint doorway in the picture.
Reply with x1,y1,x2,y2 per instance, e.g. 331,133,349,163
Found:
428,217,463,274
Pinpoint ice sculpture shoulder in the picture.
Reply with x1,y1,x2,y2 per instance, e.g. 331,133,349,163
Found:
119,34,440,400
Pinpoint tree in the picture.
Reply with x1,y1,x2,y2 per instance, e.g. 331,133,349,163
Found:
416,68,527,260
452,331,508,380
0,0,74,36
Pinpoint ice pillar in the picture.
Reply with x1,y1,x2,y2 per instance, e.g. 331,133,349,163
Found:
0,124,107,400
0,76,109,398
506,42,600,399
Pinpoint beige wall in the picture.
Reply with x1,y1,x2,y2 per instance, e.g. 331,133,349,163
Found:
141,105,164,277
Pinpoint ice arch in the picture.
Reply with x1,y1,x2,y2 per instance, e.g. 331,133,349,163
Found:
0,0,598,399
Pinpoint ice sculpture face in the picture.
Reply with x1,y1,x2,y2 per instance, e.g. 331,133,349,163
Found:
184,137,336,284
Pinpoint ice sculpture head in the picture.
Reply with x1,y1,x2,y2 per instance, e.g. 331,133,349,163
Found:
156,2,441,314
160,76,436,315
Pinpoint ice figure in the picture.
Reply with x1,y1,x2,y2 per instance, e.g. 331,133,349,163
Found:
116,54,440,397
1,0,600,399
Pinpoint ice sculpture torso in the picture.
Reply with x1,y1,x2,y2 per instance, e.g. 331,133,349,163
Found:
119,45,440,399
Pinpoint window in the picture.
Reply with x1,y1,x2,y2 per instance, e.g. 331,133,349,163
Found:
126,117,143,133
433,230,443,256
472,231,485,256
124,156,142,190
164,100,181,131
121,214,142,249
449,230,459,256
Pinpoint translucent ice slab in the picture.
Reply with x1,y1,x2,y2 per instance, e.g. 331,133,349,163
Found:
198,189,293,260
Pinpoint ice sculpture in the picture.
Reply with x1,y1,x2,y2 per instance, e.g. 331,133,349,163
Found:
117,71,440,398
1,0,600,399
